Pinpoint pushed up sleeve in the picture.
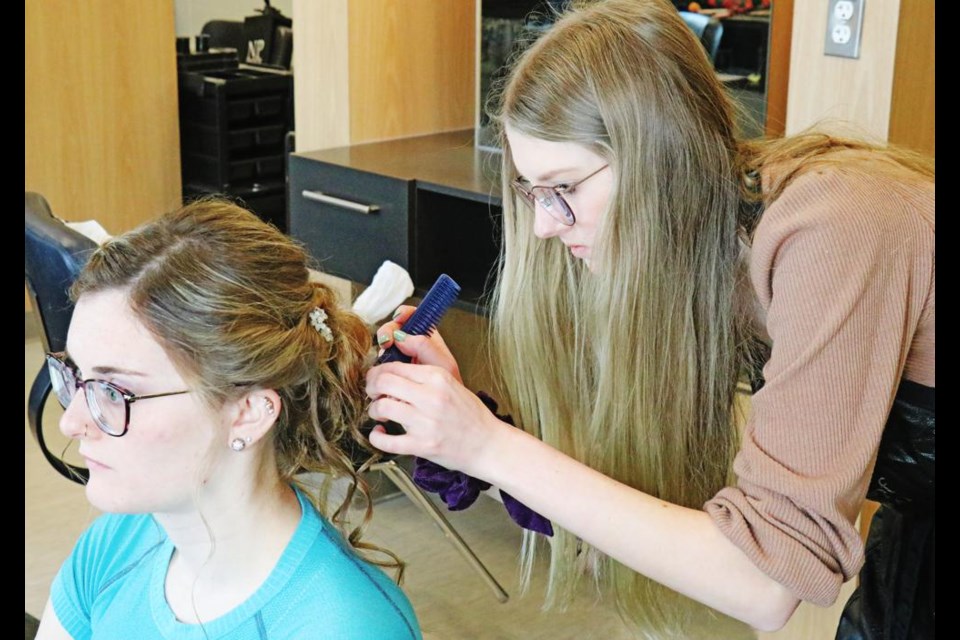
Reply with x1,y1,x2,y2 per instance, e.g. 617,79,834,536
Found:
705,168,934,605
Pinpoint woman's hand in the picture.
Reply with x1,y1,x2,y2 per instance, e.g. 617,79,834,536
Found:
375,305,463,383
366,322,508,477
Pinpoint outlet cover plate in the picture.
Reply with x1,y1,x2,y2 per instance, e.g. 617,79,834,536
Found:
825,0,865,58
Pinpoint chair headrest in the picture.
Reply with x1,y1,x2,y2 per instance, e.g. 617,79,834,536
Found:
24,192,99,353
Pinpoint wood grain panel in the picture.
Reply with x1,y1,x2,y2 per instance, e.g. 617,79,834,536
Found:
888,1,934,157
25,0,181,234
859,499,881,542
348,0,475,144
765,0,793,136
291,0,351,152
785,1,901,139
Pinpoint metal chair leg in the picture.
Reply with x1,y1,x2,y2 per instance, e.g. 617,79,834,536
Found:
372,459,510,603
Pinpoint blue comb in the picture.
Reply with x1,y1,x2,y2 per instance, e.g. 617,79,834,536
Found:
378,274,461,364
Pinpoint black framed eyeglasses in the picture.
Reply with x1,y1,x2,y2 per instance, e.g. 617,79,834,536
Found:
45,351,193,437
510,164,609,226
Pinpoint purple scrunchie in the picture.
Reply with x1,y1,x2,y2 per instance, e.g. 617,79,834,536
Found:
411,392,554,537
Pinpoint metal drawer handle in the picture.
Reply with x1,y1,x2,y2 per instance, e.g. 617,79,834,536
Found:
301,190,380,215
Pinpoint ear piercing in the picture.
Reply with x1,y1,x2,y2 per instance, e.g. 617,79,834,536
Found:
230,399,273,451
230,436,253,452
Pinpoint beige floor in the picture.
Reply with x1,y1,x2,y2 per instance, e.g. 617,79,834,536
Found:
25,330,852,639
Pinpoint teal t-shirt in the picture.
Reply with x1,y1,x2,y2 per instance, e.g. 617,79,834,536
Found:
50,486,421,640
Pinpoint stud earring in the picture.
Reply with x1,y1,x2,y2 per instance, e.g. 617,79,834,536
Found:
264,398,275,414
230,436,252,452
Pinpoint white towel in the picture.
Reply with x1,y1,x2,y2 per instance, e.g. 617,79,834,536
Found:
66,220,112,245
350,261,415,325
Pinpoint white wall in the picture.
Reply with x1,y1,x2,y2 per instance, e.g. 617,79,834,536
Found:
174,0,293,37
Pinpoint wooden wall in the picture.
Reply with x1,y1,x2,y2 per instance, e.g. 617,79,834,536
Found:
348,1,474,144
782,0,936,157
764,0,793,136
888,0,935,156
291,0,351,151
25,0,182,313
785,1,902,140
292,0,475,152
25,0,182,233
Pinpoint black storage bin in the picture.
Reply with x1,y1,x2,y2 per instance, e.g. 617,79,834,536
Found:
180,123,287,157
177,60,293,232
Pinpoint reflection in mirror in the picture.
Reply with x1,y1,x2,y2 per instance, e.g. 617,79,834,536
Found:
478,1,787,144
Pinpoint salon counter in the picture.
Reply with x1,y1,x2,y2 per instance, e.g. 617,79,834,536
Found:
288,130,503,311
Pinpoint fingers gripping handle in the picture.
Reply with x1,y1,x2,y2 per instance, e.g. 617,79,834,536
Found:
374,275,461,435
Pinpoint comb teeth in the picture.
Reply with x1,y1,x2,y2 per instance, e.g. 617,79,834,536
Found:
378,274,461,364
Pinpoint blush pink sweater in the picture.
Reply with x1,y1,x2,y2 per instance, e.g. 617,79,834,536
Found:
704,156,935,606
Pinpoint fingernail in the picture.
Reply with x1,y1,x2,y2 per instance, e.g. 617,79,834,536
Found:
376,333,390,346
377,348,385,359
393,330,408,342
392,308,403,320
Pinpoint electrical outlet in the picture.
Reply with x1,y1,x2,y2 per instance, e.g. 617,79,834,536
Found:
834,1,855,21
832,24,852,45
825,0,864,59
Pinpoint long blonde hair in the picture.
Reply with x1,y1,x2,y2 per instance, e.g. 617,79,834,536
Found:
492,1,748,633
72,198,402,576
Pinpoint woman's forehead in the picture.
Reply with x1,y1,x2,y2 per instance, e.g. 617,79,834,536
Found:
67,290,173,378
506,127,605,181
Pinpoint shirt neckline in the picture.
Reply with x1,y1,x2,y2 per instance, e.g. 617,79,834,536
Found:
148,485,318,639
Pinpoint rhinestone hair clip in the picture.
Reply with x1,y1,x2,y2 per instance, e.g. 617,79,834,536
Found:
309,307,334,343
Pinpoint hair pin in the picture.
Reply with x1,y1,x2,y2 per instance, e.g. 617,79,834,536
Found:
309,307,334,343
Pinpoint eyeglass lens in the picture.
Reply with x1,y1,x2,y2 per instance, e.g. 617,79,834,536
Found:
531,188,573,223
46,355,128,436
512,183,574,225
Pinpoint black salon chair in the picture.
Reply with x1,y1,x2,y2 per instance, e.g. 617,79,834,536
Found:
25,192,95,484
201,19,292,70
270,25,293,69
201,19,245,53
679,11,724,65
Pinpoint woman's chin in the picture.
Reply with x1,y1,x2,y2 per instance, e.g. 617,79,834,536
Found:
84,482,139,514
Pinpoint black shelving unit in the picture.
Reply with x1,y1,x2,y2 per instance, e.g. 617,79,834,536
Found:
177,56,293,233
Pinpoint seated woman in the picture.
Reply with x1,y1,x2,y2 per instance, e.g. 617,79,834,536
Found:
35,199,421,639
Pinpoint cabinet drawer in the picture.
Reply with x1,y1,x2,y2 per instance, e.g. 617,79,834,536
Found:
181,123,286,157
289,155,412,284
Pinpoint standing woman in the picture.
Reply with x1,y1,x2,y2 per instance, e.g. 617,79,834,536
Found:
366,0,934,638
36,200,421,639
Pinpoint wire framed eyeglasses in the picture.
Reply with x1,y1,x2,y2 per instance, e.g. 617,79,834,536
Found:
510,164,609,226
45,351,193,437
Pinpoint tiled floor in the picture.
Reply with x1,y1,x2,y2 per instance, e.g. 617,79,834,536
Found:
25,328,852,639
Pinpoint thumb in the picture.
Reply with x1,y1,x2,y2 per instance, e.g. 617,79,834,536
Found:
384,332,431,360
